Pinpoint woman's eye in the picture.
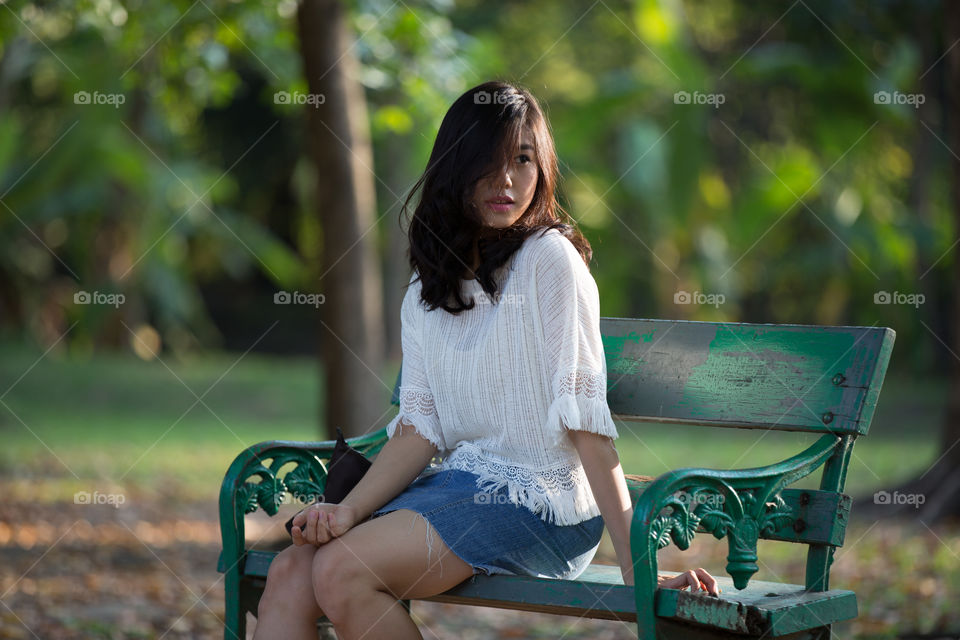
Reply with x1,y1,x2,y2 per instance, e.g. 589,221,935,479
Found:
517,154,532,164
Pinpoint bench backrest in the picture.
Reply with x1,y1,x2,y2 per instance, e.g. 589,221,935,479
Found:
599,318,894,436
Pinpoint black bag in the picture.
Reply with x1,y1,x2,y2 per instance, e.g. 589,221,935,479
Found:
284,427,372,537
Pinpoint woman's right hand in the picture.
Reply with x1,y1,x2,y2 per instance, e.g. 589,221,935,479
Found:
290,502,359,546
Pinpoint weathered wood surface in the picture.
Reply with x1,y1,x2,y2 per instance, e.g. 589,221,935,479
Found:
600,319,894,435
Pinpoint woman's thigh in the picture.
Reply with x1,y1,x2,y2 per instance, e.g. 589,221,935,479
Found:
314,507,475,600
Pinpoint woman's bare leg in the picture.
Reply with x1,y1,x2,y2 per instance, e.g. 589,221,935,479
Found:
253,542,324,640
312,508,476,640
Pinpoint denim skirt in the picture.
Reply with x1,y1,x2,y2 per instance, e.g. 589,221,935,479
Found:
368,468,605,579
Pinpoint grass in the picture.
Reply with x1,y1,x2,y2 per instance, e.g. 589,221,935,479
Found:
0,340,943,501
0,341,397,501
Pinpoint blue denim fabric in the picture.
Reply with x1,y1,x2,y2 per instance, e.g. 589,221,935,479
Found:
369,468,605,579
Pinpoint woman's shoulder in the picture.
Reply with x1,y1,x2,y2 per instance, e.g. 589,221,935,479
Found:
516,227,589,284
518,227,581,269
400,271,426,318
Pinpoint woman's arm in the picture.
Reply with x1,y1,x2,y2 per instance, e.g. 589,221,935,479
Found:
339,420,438,521
292,420,438,545
568,430,721,595
566,430,635,584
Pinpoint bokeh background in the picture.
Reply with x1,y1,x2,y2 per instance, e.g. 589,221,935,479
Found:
1,0,958,638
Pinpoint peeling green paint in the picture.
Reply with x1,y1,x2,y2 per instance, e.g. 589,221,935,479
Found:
603,331,654,381
678,326,856,422
603,331,641,357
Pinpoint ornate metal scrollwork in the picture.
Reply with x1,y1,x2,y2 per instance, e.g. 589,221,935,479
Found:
647,483,796,589
236,449,329,517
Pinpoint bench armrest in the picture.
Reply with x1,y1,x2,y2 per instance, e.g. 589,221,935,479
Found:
629,433,840,639
218,430,389,570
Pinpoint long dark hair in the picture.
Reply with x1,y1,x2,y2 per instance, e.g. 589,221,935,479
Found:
400,80,593,314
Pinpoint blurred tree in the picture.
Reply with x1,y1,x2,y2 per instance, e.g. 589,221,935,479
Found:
0,0,469,437
297,0,385,437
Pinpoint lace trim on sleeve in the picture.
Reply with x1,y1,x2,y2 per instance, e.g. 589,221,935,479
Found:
399,388,438,417
387,386,446,451
545,368,619,444
556,369,606,398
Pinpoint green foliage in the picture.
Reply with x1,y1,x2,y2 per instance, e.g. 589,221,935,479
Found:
0,0,953,374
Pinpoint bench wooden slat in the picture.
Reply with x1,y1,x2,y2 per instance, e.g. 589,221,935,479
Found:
657,578,858,636
425,563,636,621
240,551,856,635
600,319,893,435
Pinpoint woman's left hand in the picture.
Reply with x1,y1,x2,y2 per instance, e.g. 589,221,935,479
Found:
658,568,721,596
620,565,722,596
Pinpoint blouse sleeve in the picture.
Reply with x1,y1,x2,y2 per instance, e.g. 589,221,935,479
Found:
531,232,619,445
384,275,448,452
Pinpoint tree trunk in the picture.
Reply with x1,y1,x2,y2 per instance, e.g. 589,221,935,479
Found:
297,0,386,439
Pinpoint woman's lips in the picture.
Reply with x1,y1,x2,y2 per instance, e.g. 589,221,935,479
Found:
486,198,514,212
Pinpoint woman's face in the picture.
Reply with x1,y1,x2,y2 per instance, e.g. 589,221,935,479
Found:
471,129,539,229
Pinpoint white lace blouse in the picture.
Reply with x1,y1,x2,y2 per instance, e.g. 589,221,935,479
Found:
385,227,620,526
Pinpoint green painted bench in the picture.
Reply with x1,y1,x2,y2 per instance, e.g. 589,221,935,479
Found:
218,318,895,639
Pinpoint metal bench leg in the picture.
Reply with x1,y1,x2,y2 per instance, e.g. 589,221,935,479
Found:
224,570,245,640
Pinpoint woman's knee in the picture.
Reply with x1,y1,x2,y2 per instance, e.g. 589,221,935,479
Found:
312,540,372,622
266,544,313,585
259,544,319,614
